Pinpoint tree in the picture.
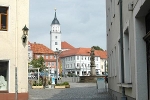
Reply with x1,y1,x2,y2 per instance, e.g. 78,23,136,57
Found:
30,56,46,71
92,46,104,51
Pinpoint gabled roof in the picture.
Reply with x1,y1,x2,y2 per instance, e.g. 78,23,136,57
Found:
30,42,54,54
95,50,107,59
61,41,75,49
60,48,107,59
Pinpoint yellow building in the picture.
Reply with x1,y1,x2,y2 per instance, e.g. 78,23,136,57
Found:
0,0,29,100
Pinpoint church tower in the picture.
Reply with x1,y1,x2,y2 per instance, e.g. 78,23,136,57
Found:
50,9,61,51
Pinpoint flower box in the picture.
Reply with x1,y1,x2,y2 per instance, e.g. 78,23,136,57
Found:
65,85,70,88
32,86,43,89
54,85,66,89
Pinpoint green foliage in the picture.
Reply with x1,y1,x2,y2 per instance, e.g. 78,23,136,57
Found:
92,46,104,51
63,82,69,85
32,81,42,86
55,82,69,86
30,56,46,71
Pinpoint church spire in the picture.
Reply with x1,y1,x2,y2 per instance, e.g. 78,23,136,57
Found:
51,8,60,25
54,8,57,18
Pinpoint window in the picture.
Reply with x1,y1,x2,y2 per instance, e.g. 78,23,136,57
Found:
0,61,9,91
52,62,54,66
46,55,48,59
77,56,79,60
0,6,8,31
55,42,58,45
50,55,52,59
55,36,57,39
96,57,98,61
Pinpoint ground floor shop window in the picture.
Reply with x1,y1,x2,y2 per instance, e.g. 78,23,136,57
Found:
0,61,8,91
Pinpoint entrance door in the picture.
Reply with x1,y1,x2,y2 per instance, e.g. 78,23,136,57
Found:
144,12,150,99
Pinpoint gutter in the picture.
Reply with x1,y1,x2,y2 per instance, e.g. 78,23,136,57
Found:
119,0,127,100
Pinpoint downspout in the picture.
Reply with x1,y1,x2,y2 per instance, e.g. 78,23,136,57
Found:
119,0,127,100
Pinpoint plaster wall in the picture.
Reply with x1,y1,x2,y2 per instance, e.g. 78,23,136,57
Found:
0,0,29,93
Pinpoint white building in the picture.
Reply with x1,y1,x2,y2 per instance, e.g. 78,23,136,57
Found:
106,0,150,100
50,9,61,51
60,48,107,76
28,42,33,63
0,0,29,99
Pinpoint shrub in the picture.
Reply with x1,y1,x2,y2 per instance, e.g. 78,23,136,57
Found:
48,81,51,85
32,81,43,86
63,82,69,85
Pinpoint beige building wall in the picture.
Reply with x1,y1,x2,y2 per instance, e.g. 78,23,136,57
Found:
106,0,149,100
0,0,29,95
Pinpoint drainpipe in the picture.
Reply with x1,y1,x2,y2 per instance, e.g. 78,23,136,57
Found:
119,0,127,100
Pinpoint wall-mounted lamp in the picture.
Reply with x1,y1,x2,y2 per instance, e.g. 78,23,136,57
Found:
22,25,29,43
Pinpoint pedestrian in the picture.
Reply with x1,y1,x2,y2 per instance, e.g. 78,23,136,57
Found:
105,76,108,83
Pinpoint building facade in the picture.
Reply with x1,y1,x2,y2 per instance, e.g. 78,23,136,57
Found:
60,48,107,76
0,0,29,99
106,0,150,100
28,42,33,63
29,42,61,74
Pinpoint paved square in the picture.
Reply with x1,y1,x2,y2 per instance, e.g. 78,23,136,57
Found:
29,78,112,100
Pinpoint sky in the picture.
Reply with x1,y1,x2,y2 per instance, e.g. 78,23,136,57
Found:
29,0,106,50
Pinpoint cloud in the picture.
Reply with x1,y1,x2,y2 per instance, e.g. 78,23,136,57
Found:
29,0,106,50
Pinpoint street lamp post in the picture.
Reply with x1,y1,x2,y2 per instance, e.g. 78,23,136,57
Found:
83,63,84,76
86,65,87,76
56,54,58,84
105,60,106,75
48,65,50,81
55,50,62,84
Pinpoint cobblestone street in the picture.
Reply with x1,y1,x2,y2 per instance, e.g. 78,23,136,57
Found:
29,77,112,100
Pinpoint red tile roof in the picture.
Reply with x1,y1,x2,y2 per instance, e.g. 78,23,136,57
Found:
60,48,107,59
61,41,75,49
30,42,54,54
95,50,107,59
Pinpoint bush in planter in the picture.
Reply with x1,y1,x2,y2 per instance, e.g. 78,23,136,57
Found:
63,82,70,88
32,81,43,86
63,82,69,85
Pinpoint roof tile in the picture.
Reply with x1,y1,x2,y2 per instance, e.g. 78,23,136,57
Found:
30,42,54,54
61,41,75,49
60,48,107,59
